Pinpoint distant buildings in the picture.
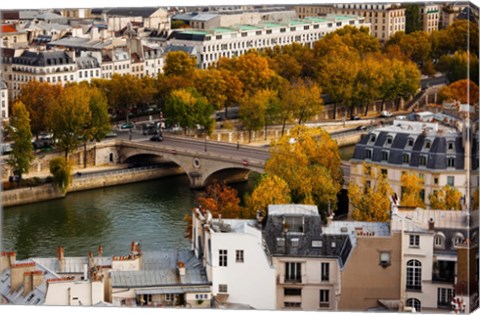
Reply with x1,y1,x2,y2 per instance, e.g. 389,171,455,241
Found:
419,3,440,33
295,3,405,42
350,112,478,210
168,14,368,69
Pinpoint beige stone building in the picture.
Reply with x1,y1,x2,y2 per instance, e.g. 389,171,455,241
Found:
333,3,406,42
419,3,440,33
295,5,335,19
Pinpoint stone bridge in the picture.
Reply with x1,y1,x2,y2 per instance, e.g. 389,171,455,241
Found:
95,137,268,188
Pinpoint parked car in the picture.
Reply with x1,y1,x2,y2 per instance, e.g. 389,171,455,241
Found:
121,122,134,129
380,111,393,118
150,134,164,142
356,125,368,131
350,115,360,120
105,132,118,138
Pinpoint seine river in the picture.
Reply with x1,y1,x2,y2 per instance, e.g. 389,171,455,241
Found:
1,144,355,260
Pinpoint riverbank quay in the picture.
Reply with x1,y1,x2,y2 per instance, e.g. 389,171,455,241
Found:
2,165,184,208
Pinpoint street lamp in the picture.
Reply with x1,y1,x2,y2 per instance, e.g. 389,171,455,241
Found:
204,134,207,152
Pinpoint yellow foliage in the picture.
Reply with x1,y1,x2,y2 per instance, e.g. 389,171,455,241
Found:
246,175,291,215
400,172,425,208
429,185,463,210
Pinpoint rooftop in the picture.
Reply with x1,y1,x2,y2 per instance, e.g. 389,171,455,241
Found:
268,204,319,217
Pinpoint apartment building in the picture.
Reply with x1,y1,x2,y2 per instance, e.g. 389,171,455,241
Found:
350,112,478,210
333,3,405,41
0,79,8,120
294,5,335,19
1,24,29,48
391,206,478,312
168,14,368,69
419,3,440,33
192,208,277,309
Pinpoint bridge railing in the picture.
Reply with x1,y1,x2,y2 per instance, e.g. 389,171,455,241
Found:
74,165,163,180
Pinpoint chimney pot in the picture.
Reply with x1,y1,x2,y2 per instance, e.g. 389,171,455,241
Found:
428,218,435,230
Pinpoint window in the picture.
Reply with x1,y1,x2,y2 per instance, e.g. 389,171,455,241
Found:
284,302,301,308
219,284,228,293
453,233,464,247
402,154,410,164
379,252,391,267
406,298,421,312
219,249,227,267
447,157,455,168
437,288,453,308
381,169,388,177
409,235,420,247
447,142,455,150
285,262,302,283
447,176,454,186
195,294,208,300
406,260,422,291
236,250,244,263
165,293,174,301
284,288,302,296
381,151,389,161
419,155,427,166
321,262,329,281
369,134,376,142
434,233,445,249
285,216,303,233
434,177,439,185
424,140,431,149
319,289,330,308
365,149,372,159
386,136,393,145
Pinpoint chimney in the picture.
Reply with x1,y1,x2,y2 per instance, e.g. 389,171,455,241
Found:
98,245,103,257
57,246,65,272
23,270,44,296
1,252,16,273
10,262,36,292
428,218,435,231
177,261,186,276
256,210,264,227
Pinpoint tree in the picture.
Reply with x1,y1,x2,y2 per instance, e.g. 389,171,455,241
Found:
265,125,342,213
437,51,479,84
84,85,111,142
163,51,197,77
47,84,91,158
429,186,462,210
164,88,214,135
7,101,34,186
400,172,425,208
196,181,245,219
289,78,323,124
49,157,72,193
349,164,393,222
404,4,422,34
239,89,277,142
246,175,291,217
217,51,276,95
17,81,62,139
439,79,479,105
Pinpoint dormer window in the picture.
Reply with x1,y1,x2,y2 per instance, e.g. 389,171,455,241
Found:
453,233,464,247
402,154,410,164
386,135,393,145
369,134,376,143
434,233,445,249
447,142,455,151
365,149,372,159
381,151,389,161
407,138,414,147
424,140,431,150
447,157,455,168
284,216,304,233
419,155,427,166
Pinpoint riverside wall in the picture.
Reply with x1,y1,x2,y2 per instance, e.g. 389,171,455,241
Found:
2,167,184,208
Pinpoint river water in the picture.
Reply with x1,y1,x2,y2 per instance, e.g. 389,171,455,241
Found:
1,145,356,260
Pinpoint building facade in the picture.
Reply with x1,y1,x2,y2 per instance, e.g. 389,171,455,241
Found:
419,3,440,33
333,3,406,41
350,113,478,210
0,79,9,120
168,14,368,69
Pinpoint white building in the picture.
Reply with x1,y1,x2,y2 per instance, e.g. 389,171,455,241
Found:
192,208,276,309
391,206,478,313
168,14,369,69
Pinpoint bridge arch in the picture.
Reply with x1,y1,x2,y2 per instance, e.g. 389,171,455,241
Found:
117,144,266,189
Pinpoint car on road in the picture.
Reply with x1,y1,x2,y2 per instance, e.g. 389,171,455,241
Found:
380,111,393,118
105,132,118,138
120,122,134,129
356,125,368,131
150,134,164,142
350,115,360,120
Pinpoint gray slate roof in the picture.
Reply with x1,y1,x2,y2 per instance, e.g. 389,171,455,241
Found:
263,205,352,267
13,51,75,67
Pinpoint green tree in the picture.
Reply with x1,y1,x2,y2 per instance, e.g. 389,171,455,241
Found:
49,157,72,193
47,84,91,158
437,51,479,84
164,89,214,135
404,4,422,34
239,89,269,142
400,172,425,208
429,186,463,210
349,164,393,222
8,101,34,186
